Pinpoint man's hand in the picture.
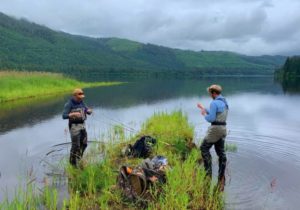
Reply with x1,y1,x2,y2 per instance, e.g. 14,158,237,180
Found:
69,112,81,118
87,108,93,115
197,103,205,110
197,103,207,116
201,109,207,116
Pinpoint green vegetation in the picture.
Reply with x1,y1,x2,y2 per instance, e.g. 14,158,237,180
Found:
225,143,238,152
0,71,121,102
175,50,285,75
275,56,300,80
0,12,285,77
0,111,224,210
275,56,300,93
106,38,142,52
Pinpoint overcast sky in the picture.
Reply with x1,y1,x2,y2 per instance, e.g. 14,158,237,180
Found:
1,0,300,55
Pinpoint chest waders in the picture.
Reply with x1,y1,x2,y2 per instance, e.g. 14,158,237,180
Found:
69,107,88,167
200,98,228,191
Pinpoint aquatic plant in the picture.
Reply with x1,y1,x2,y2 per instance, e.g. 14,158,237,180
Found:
225,143,238,152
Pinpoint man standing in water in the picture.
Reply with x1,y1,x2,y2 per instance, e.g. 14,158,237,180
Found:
62,88,92,167
197,84,228,191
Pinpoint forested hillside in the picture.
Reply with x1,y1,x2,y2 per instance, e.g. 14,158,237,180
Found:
275,56,300,79
275,56,300,92
0,12,286,76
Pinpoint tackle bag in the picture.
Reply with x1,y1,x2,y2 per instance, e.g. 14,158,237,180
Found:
117,156,167,200
122,135,157,158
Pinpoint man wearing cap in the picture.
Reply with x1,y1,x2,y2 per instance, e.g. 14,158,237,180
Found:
197,84,228,191
62,88,92,167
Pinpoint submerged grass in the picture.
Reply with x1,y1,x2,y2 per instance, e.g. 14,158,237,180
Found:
0,111,224,210
225,143,238,153
0,70,122,102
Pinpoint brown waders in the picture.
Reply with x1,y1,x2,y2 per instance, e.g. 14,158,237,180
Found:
200,109,228,191
200,136,227,190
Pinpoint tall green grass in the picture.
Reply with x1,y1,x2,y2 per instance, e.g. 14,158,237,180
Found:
64,111,224,209
0,71,122,102
0,183,41,210
0,111,224,210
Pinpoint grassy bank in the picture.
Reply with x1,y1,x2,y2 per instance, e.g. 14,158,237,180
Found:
0,71,121,102
0,111,224,210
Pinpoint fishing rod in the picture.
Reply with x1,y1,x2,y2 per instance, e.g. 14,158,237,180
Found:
51,140,106,148
67,111,205,151
88,113,139,135
92,113,137,132
97,113,200,139
90,109,206,138
99,113,138,132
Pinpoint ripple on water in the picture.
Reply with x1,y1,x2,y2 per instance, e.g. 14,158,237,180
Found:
224,127,300,210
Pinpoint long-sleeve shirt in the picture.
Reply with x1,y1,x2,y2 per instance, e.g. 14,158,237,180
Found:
205,95,229,123
62,98,89,120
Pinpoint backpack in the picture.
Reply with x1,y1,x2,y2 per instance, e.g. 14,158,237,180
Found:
117,156,167,200
117,166,148,200
123,136,157,158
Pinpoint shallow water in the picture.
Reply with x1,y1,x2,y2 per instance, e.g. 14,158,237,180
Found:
0,77,300,209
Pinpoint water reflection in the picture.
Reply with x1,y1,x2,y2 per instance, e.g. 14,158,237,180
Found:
1,77,300,209
279,77,300,93
0,95,69,134
0,77,283,134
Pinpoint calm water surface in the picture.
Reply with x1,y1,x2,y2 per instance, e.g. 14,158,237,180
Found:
0,77,300,210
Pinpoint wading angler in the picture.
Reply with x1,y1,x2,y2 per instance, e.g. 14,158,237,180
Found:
62,88,93,167
197,84,228,191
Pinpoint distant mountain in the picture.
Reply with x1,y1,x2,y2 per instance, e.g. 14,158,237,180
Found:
0,12,286,76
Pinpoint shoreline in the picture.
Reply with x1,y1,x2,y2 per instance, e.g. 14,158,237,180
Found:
0,111,225,209
0,71,123,103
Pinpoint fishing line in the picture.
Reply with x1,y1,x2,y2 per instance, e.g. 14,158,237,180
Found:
97,113,197,140
51,140,106,148
59,110,205,160
100,113,138,132
92,117,136,134
91,110,206,142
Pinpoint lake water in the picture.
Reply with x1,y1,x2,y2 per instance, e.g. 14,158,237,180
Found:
1,77,300,209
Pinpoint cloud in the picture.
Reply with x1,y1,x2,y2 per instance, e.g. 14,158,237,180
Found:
0,0,300,55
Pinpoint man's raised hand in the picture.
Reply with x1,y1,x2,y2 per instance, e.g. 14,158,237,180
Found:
197,103,205,110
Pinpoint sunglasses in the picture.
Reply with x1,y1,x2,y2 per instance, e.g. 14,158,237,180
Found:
77,92,84,95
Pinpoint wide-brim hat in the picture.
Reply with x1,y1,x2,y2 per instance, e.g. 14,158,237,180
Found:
207,84,222,94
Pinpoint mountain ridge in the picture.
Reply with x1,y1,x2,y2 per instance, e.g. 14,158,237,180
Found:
0,12,286,76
